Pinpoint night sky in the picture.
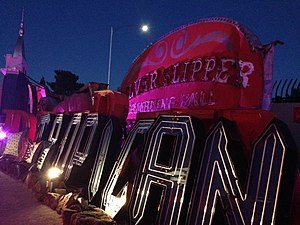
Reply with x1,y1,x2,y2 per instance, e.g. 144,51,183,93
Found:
1,0,300,90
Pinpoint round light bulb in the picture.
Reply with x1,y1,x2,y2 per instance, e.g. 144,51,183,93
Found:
141,25,149,32
47,167,62,179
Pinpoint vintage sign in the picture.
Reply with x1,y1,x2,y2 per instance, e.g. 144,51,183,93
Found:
187,119,293,225
119,114,297,225
128,115,204,224
101,119,154,217
120,18,266,120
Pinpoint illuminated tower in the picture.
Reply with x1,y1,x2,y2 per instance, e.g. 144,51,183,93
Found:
2,10,28,75
0,10,29,112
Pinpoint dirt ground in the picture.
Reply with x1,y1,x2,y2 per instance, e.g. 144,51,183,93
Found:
0,171,63,225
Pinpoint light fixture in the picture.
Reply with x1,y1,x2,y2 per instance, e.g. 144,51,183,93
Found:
0,127,7,140
107,24,150,89
141,25,149,32
47,167,62,180
105,184,128,217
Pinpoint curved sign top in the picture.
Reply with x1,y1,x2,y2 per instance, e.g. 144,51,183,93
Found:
120,18,266,119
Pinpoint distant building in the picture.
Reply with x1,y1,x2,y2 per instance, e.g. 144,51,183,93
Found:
0,11,41,140
0,11,43,114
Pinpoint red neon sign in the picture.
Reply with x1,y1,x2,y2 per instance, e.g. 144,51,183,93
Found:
121,18,265,120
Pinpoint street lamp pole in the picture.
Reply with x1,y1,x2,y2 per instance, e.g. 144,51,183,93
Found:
107,26,114,89
106,24,149,90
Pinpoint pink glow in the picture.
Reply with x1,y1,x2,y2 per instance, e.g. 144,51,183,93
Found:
0,127,7,140
0,68,7,75
37,87,46,102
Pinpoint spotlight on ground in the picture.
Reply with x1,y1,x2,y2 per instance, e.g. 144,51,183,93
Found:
47,167,62,180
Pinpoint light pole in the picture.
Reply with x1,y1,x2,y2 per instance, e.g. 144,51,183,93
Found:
107,24,149,89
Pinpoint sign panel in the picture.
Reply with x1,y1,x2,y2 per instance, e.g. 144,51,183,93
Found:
84,117,123,202
128,115,204,225
101,119,154,217
187,119,296,225
120,18,265,120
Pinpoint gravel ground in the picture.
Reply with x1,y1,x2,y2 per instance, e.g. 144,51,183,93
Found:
0,171,63,225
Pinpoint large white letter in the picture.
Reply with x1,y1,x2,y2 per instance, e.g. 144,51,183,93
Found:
129,115,202,225
188,119,289,225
